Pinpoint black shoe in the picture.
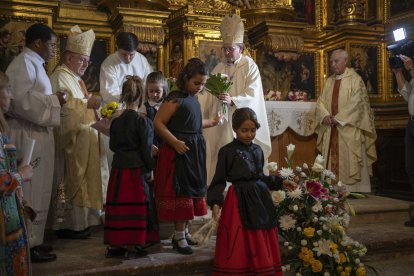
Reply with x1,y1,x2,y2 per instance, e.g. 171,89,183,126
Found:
185,234,198,246
172,238,193,255
30,247,57,263
37,244,53,253
404,220,414,227
105,246,127,258
125,248,148,259
56,229,91,239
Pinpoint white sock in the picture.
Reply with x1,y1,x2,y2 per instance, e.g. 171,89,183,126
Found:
174,230,188,248
185,227,191,237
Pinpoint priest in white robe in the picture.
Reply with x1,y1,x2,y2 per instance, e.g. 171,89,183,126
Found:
316,49,377,193
50,26,108,238
99,32,152,104
99,32,152,171
198,14,271,185
6,23,64,262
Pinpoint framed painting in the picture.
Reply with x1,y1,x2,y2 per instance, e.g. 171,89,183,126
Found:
258,51,317,100
198,40,224,74
349,44,380,94
138,42,158,71
0,18,40,72
292,0,315,25
59,36,109,93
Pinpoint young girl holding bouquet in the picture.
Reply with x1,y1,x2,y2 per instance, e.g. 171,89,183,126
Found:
138,71,169,150
104,75,159,258
207,107,296,275
154,58,219,255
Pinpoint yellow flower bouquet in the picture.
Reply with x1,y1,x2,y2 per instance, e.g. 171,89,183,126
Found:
271,144,377,276
91,101,121,136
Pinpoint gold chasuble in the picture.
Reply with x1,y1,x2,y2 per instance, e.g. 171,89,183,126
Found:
50,65,107,211
316,68,377,191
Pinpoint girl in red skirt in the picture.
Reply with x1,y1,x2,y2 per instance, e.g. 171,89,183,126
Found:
207,107,296,275
154,58,219,255
104,76,159,258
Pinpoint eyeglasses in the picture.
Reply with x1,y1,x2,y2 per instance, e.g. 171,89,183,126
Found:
77,57,92,66
222,46,240,53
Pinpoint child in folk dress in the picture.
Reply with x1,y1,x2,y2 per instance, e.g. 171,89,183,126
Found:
207,107,296,275
138,71,169,150
104,76,159,258
154,58,220,255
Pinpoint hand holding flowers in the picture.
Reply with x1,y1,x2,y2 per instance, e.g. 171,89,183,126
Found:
205,73,233,125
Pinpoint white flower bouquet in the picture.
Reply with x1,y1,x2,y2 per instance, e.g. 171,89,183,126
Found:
271,144,376,276
205,73,233,125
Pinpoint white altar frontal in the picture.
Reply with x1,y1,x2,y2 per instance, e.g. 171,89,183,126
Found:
265,101,318,167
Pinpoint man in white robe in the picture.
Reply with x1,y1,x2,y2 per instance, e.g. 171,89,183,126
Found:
6,23,65,262
99,32,152,170
50,26,108,238
315,49,377,192
100,32,152,104
198,14,271,185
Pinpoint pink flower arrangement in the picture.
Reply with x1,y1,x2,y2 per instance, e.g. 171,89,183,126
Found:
288,91,308,101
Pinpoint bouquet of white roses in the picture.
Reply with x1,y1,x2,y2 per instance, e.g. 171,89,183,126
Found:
268,144,375,276
205,73,233,124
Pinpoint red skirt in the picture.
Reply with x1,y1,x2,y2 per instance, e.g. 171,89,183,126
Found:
213,186,283,276
154,143,207,222
104,168,159,246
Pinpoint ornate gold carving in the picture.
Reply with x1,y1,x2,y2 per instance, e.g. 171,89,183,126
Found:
263,34,304,53
123,25,165,45
335,0,366,24
192,0,233,10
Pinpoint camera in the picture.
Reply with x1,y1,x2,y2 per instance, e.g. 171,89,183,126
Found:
387,28,414,69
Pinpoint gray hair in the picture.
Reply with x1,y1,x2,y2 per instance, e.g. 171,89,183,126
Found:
332,49,348,60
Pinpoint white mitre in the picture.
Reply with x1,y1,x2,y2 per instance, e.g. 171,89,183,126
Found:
220,14,244,44
66,25,95,56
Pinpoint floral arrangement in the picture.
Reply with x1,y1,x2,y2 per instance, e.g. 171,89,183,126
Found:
288,91,308,101
268,144,374,276
264,89,283,101
205,73,233,124
100,101,119,119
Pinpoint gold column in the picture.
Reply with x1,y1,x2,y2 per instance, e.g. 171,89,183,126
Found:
334,0,367,25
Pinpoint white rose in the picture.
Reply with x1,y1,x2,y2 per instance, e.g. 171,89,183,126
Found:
296,166,302,172
301,240,307,246
271,190,286,204
303,163,308,169
317,230,323,235
297,227,302,231
312,162,324,173
288,246,293,250
293,205,299,211
315,154,325,164
300,172,307,177
284,241,289,246
266,162,278,173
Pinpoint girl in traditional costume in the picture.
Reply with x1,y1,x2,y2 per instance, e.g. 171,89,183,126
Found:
0,72,34,275
104,75,159,258
154,58,219,255
207,107,295,275
138,71,169,150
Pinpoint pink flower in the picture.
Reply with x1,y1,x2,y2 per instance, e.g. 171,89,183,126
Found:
305,180,328,199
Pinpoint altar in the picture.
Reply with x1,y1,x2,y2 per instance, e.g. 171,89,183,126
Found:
265,101,318,167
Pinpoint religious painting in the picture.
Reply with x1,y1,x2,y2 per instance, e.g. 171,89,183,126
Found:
138,43,158,71
170,42,184,78
292,0,315,25
258,51,316,100
390,0,414,18
0,18,36,72
349,45,379,94
198,40,224,74
59,36,109,92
